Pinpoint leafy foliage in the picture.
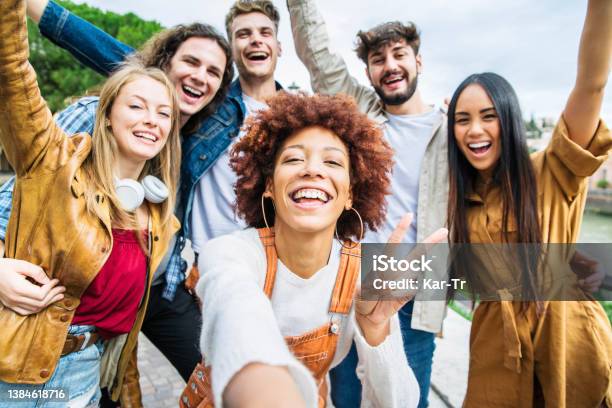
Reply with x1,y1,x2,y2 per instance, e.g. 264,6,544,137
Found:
525,114,542,139
596,179,610,189
28,0,163,112
602,301,612,324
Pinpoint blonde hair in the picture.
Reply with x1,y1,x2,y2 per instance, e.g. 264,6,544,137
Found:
81,62,181,241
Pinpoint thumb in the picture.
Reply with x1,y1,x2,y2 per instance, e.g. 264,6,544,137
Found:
4,258,49,285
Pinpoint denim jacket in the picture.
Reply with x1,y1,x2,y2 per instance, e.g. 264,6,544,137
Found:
36,1,247,234
0,0,271,300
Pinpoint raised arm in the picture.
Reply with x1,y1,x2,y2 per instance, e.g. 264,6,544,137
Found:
0,0,69,176
563,0,612,148
0,96,98,241
27,0,135,76
287,0,382,117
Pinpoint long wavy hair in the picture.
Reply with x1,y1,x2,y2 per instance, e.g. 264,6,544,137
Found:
81,63,181,241
135,23,234,134
447,72,542,306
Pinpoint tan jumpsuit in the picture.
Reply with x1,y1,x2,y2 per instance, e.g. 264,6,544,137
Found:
463,118,612,407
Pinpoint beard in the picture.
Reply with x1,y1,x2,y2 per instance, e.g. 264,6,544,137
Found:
373,74,418,106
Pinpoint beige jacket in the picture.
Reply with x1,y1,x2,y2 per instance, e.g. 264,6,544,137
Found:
288,0,449,332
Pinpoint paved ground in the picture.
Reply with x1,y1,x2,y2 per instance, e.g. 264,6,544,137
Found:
429,308,470,408
138,334,185,408
137,307,472,407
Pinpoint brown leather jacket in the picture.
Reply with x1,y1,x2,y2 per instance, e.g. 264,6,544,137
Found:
0,0,179,401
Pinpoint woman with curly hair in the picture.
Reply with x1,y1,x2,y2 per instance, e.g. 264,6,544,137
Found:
179,92,447,408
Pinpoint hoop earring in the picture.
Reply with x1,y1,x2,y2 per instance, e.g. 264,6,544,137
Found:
261,194,273,229
335,207,363,249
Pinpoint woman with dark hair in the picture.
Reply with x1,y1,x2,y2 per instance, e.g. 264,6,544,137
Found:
179,92,447,407
446,0,612,406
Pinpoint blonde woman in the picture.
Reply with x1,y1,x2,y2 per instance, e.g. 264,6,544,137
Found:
0,0,181,406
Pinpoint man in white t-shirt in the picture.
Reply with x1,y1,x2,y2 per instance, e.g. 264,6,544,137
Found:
288,1,449,407
190,94,268,253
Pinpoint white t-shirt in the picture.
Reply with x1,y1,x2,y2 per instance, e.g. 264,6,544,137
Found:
196,228,419,408
190,94,268,253
273,240,341,337
365,107,443,244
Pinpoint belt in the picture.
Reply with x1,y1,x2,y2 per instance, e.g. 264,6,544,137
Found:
61,332,101,356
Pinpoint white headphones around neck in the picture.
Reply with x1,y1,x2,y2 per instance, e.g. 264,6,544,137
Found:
115,175,169,212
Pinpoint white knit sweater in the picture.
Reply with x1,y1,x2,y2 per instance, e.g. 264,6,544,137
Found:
196,228,419,407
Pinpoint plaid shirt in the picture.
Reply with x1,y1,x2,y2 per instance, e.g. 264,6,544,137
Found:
0,96,187,300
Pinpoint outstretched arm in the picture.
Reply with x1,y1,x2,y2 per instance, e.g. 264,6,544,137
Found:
563,0,612,148
0,97,98,242
197,234,317,407
287,0,382,117
0,0,68,176
27,0,135,76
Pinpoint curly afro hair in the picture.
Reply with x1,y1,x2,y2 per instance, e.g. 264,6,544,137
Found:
230,92,394,242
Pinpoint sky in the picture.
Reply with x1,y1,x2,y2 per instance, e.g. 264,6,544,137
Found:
74,0,611,123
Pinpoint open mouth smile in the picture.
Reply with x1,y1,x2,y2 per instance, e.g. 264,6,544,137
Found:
133,130,159,144
180,84,205,103
289,187,332,209
382,73,406,88
246,51,270,63
467,141,492,156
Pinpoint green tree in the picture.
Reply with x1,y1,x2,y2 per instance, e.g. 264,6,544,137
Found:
525,114,542,139
28,0,164,112
597,179,610,189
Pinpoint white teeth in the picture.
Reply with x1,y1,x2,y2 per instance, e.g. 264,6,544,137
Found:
469,142,491,149
134,131,157,142
248,52,268,59
383,76,404,84
292,189,329,202
183,85,203,97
